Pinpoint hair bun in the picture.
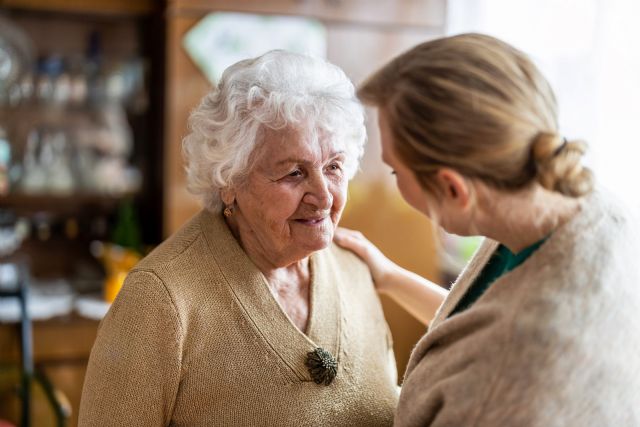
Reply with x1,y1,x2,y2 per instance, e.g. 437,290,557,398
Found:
532,132,593,197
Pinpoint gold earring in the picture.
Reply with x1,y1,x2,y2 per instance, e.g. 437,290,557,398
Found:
223,205,234,217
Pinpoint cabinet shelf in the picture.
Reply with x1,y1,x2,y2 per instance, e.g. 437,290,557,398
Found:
1,192,135,215
0,0,154,16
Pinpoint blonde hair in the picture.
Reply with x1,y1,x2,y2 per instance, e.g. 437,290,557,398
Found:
358,33,593,198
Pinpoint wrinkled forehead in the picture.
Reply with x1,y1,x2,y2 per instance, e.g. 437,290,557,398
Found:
254,125,346,166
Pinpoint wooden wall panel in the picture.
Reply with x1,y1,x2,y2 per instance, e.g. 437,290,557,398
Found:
164,16,212,235
168,0,446,29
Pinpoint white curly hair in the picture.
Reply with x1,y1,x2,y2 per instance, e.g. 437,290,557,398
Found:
182,50,366,212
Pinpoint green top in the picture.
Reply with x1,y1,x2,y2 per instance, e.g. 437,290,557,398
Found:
449,239,546,317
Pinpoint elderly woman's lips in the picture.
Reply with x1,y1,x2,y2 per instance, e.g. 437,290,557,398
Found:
294,217,326,226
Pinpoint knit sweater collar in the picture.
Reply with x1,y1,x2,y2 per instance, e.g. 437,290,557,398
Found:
198,209,342,382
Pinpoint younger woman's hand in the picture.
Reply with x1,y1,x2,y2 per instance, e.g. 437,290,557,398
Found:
335,227,447,325
334,227,397,293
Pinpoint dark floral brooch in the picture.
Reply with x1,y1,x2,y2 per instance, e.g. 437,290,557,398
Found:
305,347,338,386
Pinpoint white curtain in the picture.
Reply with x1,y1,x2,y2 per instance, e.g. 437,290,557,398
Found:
447,0,640,207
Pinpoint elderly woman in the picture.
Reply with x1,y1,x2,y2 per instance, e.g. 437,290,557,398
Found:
336,33,640,426
79,51,398,426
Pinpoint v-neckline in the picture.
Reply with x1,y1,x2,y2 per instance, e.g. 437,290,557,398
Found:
431,239,499,327
200,210,342,382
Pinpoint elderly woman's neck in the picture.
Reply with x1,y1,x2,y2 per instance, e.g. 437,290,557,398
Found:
474,184,582,254
224,214,311,283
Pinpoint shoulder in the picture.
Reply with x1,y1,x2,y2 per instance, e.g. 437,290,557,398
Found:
98,269,184,356
325,242,370,272
324,242,372,279
121,210,236,318
319,243,383,315
564,189,640,251
134,210,209,272
534,189,640,289
132,209,233,288
99,269,185,348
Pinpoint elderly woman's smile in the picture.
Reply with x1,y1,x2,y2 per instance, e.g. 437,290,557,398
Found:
225,126,348,267
294,218,325,225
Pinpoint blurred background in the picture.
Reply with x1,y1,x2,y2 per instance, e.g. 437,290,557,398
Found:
0,0,638,425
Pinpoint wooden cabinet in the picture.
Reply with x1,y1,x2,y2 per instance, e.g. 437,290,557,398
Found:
164,13,211,236
0,1,163,425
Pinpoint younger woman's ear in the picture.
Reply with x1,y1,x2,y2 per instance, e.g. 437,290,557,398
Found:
435,168,471,209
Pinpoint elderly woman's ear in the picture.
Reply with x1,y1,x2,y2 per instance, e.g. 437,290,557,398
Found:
220,189,235,207
221,189,236,218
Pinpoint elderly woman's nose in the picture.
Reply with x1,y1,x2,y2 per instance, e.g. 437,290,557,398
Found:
303,173,333,209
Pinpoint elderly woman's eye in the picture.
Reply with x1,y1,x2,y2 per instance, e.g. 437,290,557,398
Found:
288,169,303,177
328,163,342,172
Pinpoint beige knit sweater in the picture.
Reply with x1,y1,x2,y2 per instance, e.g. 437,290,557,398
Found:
79,210,398,426
395,190,640,426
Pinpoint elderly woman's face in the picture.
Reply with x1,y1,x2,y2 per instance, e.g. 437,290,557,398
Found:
233,127,348,265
